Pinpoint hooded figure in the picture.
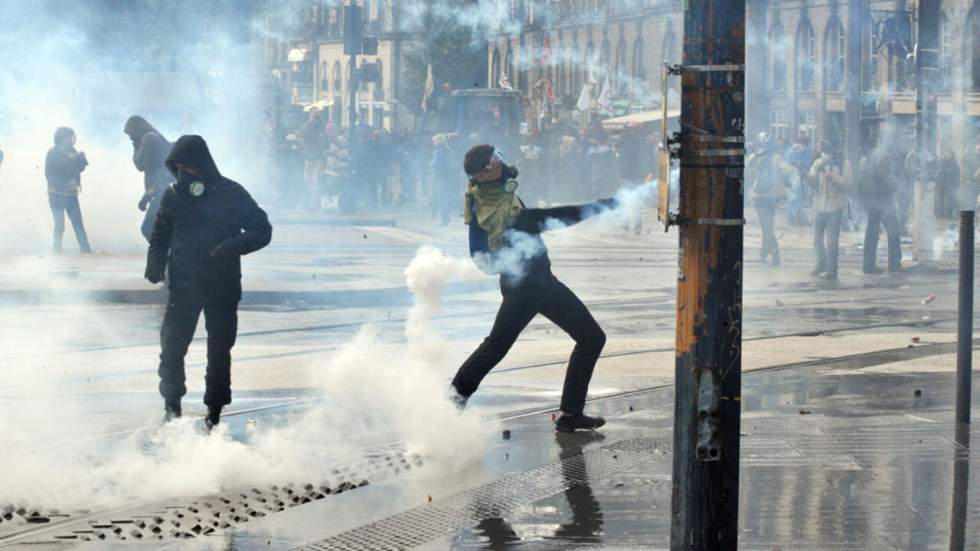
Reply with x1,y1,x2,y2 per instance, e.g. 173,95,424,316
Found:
124,115,174,241
145,135,272,429
44,127,92,253
451,144,616,433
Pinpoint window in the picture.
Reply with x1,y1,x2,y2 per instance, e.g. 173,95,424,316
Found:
798,110,816,148
615,35,627,95
319,61,329,98
332,61,342,95
632,35,646,98
796,18,816,92
770,109,788,139
769,19,787,91
491,47,501,89
862,18,881,92
373,60,384,102
940,12,952,91
824,17,845,91
599,35,610,83
969,6,980,91
584,38,595,83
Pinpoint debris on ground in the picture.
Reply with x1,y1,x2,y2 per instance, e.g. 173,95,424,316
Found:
921,294,936,304
774,299,784,307
799,409,812,415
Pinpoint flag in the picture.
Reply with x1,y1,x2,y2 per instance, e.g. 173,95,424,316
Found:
421,63,434,112
499,73,513,90
576,81,592,112
597,76,611,109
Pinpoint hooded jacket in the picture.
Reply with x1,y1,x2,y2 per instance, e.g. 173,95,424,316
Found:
45,127,88,197
124,116,174,193
146,135,272,302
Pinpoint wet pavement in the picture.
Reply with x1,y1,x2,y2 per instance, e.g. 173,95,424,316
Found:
1,206,979,549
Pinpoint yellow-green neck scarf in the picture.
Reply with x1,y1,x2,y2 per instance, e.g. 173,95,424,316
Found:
464,179,525,251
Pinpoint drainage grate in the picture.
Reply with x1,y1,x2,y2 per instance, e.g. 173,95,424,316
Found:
298,436,671,551
9,450,422,544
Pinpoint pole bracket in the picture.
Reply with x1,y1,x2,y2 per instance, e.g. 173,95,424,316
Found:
681,218,746,227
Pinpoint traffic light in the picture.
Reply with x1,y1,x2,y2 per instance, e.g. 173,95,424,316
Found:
344,4,362,55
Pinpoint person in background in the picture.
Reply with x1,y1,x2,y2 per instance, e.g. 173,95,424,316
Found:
807,140,851,280
44,127,92,254
124,115,174,241
935,142,960,219
146,135,272,430
860,144,904,274
450,144,617,432
300,109,329,210
785,135,814,226
747,133,795,267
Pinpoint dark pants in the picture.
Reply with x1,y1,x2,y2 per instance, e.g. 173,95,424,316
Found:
141,190,165,242
814,211,843,275
864,204,903,271
753,197,780,265
48,194,91,252
158,290,238,408
451,273,606,415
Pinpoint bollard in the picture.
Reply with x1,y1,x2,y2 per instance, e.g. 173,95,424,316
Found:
956,210,974,424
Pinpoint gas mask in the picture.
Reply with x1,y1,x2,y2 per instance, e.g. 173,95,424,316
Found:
176,168,206,197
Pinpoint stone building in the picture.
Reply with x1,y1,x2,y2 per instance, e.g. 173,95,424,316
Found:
488,0,979,158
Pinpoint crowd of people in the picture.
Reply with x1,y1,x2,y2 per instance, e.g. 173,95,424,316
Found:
747,132,980,280
265,108,659,222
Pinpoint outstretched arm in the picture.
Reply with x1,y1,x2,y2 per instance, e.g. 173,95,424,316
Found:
512,198,619,234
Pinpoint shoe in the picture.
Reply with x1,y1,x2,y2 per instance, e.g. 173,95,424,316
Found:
450,391,468,411
205,406,222,432
863,266,884,274
810,268,826,276
163,403,182,424
555,413,606,433
822,272,838,281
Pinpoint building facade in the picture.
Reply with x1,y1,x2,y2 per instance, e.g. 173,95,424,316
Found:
488,0,979,158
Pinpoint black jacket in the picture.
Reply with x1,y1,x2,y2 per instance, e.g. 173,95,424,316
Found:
45,129,87,196
124,116,174,193
147,135,272,302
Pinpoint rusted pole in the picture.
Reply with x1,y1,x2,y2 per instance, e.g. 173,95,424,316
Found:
669,1,745,550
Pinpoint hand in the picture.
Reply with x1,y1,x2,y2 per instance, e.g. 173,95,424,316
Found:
209,243,235,260
145,267,165,284
138,193,151,212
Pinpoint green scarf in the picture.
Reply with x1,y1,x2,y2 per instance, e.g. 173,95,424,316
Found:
464,179,524,251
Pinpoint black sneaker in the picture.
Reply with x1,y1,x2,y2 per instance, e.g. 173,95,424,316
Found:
449,390,468,411
205,406,222,432
163,404,182,424
555,413,606,433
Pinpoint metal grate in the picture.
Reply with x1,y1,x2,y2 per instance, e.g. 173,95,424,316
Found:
298,436,672,551
9,450,422,544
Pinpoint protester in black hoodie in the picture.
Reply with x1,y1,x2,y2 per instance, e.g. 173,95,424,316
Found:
124,115,174,241
451,144,615,432
146,135,272,429
44,127,92,253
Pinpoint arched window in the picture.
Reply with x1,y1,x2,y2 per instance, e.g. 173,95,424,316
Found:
584,37,595,84
769,18,787,91
332,61,342,94
661,27,678,67
615,34,627,95
491,47,501,88
795,17,815,91
969,6,980,91
599,34,610,83
504,44,514,88
373,60,384,102
823,16,845,91
632,35,646,97
573,36,583,94
319,61,329,98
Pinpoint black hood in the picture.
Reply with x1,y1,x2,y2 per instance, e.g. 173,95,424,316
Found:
53,127,75,146
124,115,166,143
165,135,221,182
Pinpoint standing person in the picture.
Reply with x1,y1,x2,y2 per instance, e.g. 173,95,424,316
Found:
450,144,616,432
785,135,814,226
747,134,794,266
965,142,980,207
145,135,273,429
935,142,960,219
124,115,174,241
300,110,328,210
44,127,92,254
807,140,851,280
860,145,903,274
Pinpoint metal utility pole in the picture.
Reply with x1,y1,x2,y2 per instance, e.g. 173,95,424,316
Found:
956,210,974,424
669,1,745,549
914,0,940,259
845,0,865,169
